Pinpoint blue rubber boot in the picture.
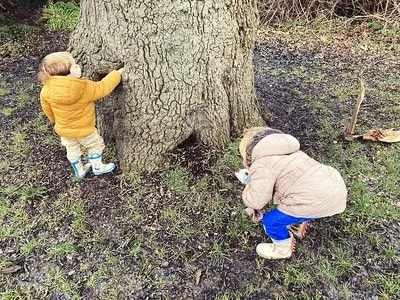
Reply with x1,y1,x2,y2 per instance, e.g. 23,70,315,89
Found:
70,158,91,179
88,153,115,175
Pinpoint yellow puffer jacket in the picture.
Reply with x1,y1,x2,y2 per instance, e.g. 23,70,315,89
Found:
40,70,121,138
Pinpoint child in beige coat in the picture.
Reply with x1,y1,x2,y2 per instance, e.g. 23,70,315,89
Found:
236,127,347,259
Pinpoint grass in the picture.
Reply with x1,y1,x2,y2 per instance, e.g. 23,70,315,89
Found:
381,246,397,260
1,119,398,298
21,186,47,201
165,167,189,194
21,239,42,256
0,23,40,56
1,108,14,117
120,170,142,186
71,200,87,233
368,20,400,39
282,264,313,286
0,290,32,300
318,127,400,224
333,85,358,102
376,272,400,299
1,19,399,300
0,83,11,97
50,242,76,256
16,93,31,109
129,234,144,258
42,1,80,30
46,267,80,298
9,131,30,156
316,259,340,281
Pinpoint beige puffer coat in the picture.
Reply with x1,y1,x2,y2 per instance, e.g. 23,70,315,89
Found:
242,133,347,218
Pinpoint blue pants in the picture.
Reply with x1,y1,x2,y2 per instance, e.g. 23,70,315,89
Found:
262,209,315,241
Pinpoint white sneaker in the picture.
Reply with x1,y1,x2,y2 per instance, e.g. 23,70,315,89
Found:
88,153,116,175
256,233,296,259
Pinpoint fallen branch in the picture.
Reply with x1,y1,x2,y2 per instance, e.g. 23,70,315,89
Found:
345,79,365,141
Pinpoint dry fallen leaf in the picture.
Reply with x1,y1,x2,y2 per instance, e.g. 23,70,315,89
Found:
362,128,400,143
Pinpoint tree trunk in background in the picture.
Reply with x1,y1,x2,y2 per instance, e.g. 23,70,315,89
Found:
69,0,264,172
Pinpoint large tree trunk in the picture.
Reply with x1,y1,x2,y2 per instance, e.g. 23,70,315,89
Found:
69,0,264,172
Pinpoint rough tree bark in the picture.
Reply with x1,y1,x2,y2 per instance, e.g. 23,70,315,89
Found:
69,0,264,172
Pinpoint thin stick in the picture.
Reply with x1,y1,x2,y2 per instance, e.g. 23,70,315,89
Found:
346,79,365,136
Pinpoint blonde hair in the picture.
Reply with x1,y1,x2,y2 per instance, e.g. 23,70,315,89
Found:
239,127,283,167
38,52,74,85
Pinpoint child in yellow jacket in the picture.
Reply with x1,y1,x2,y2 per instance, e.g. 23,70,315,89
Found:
38,51,123,178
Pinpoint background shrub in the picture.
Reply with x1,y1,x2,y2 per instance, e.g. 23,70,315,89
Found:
258,0,400,24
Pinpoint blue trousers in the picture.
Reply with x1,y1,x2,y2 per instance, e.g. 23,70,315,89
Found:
262,209,315,241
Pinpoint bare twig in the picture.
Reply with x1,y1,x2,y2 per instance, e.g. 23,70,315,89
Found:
345,78,366,139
